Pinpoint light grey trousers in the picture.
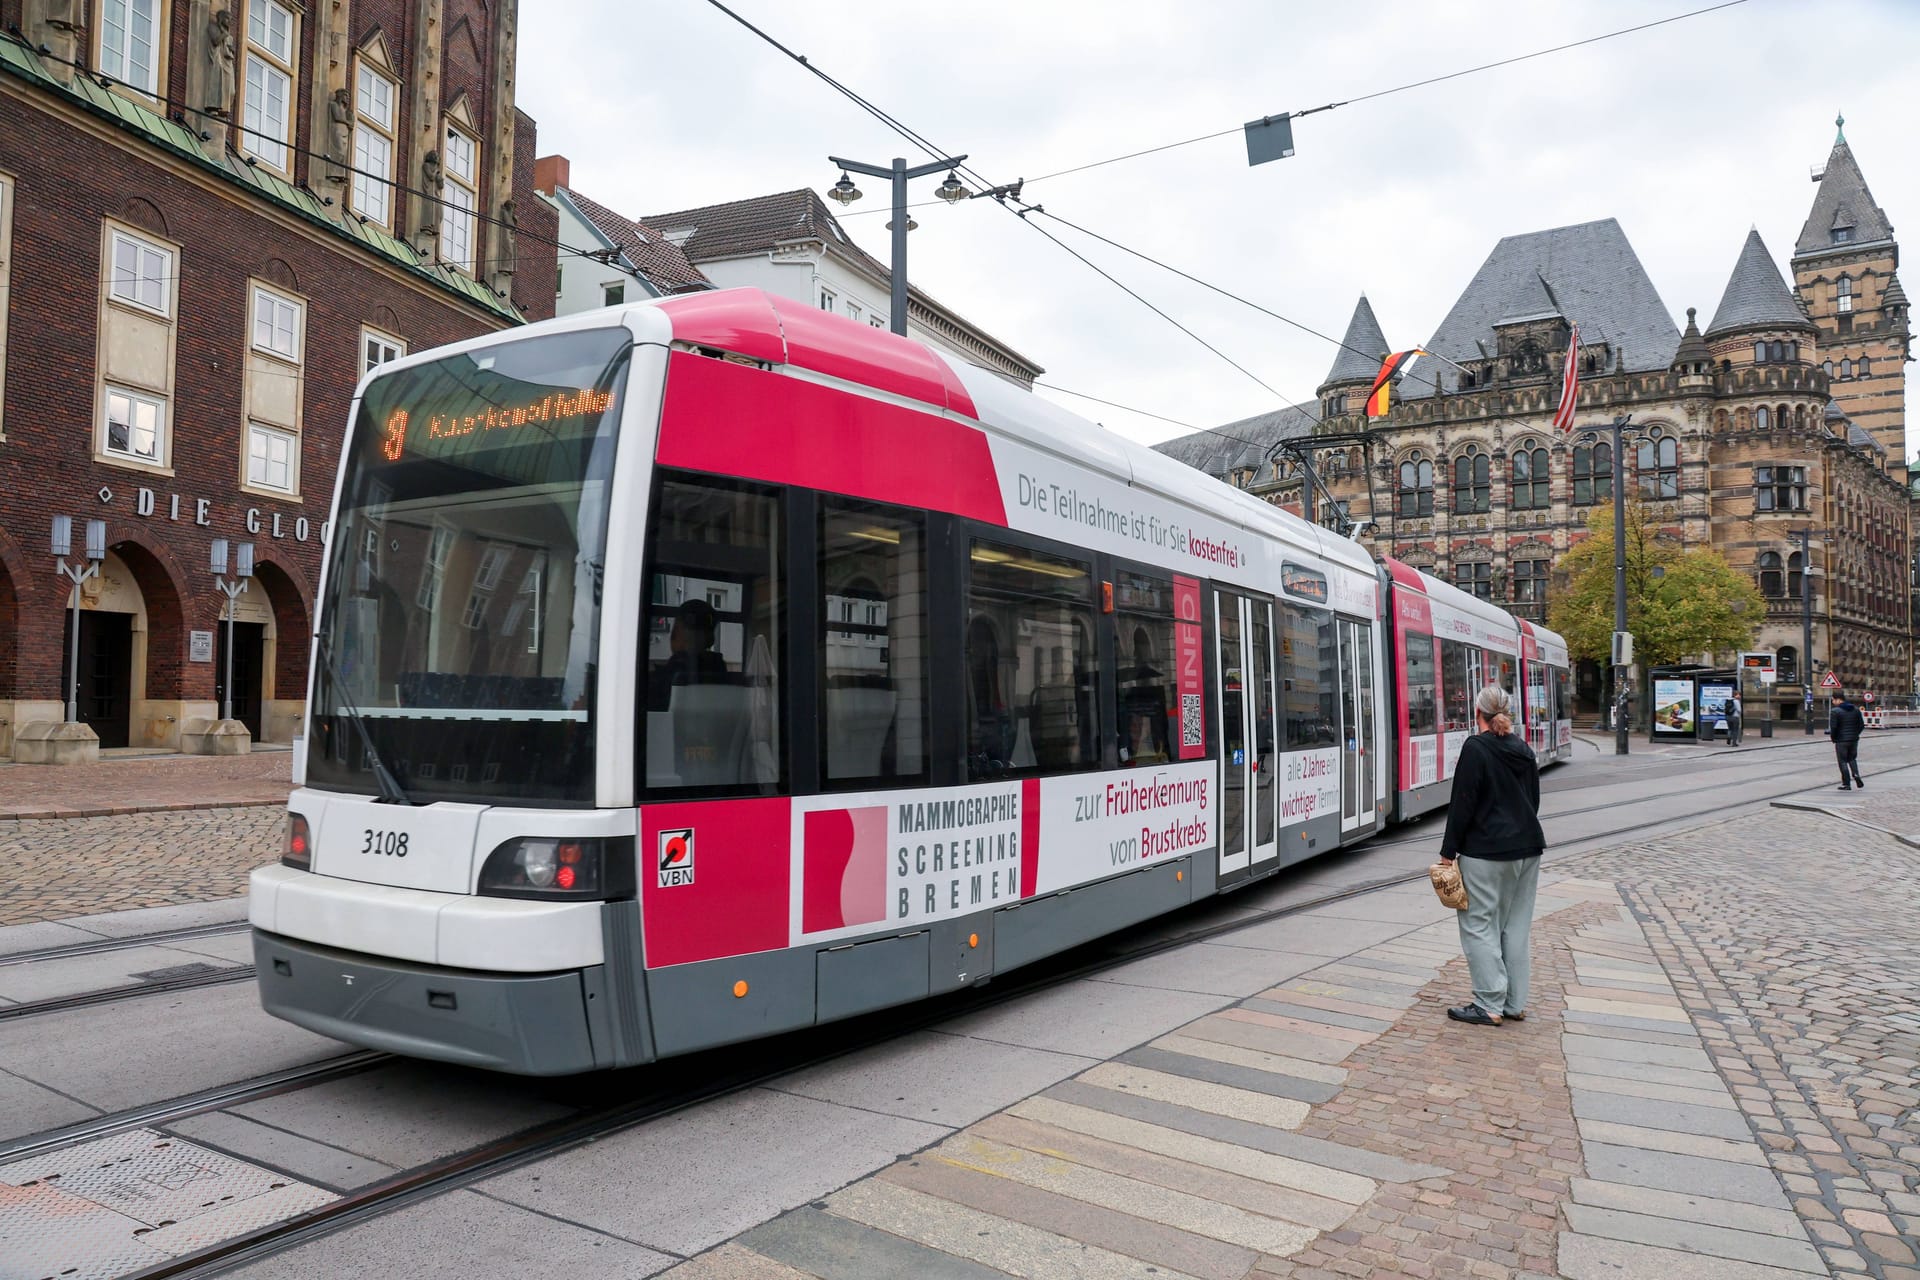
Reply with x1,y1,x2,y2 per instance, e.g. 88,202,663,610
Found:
1456,855,1542,1016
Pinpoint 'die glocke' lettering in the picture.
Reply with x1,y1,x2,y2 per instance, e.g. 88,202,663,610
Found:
896,790,1021,920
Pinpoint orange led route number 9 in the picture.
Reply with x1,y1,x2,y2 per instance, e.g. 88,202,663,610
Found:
382,409,408,461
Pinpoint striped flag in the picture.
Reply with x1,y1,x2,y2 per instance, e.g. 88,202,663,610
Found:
1364,349,1425,419
1552,324,1582,433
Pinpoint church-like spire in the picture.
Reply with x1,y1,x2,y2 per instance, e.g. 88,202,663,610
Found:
1706,230,1816,336
1796,122,1894,256
1321,295,1390,388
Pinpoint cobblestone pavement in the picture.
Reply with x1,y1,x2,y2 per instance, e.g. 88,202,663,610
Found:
0,751,291,819
1561,801,1920,1278
0,806,283,925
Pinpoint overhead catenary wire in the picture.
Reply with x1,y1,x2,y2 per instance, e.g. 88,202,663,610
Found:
698,0,1753,453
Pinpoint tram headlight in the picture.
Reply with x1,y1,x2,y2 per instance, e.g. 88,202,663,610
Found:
477,836,635,900
283,814,313,870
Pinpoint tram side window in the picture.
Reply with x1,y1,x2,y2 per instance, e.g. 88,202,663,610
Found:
1114,570,1177,766
821,500,927,784
965,540,1098,779
1439,639,1472,731
1279,602,1339,748
1405,637,1438,736
1555,667,1572,722
642,477,784,793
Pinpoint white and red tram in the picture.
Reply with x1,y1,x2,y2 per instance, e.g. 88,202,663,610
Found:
250,289,1570,1074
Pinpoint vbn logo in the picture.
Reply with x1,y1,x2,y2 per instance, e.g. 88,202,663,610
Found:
658,829,695,887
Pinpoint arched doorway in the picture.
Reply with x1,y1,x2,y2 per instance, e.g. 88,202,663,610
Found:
64,550,152,748
252,559,312,744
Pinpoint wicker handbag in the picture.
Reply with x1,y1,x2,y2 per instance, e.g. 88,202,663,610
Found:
1429,859,1469,911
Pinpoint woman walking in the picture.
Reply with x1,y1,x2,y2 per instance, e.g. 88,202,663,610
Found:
1437,685,1546,1027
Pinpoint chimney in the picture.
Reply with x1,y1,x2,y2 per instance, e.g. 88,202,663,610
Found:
534,154,570,196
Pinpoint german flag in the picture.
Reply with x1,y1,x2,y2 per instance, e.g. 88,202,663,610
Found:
1364,349,1425,418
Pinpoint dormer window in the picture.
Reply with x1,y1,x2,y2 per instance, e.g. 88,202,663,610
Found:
1832,227,1853,245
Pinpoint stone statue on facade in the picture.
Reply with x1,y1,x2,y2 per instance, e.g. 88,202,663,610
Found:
207,9,237,115
325,87,352,184
415,149,445,253
490,198,519,295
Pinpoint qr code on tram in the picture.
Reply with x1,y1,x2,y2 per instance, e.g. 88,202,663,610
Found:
1180,693,1204,748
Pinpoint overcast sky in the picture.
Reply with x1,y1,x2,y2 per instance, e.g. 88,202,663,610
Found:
519,0,1917,458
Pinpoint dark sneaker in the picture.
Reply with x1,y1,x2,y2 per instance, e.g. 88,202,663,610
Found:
1447,1004,1502,1026
1839,785,1853,791
1855,779,1865,788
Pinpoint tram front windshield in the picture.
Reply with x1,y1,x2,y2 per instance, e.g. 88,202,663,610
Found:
308,326,630,806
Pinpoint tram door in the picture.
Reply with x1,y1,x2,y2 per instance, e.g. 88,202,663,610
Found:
1215,591,1279,879
1338,619,1376,833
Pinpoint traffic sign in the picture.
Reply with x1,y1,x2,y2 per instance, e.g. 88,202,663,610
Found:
1864,691,1876,704
1820,670,1841,689
1758,671,1776,684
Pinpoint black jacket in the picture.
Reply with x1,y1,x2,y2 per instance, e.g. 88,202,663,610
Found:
1830,701,1865,744
1439,730,1545,862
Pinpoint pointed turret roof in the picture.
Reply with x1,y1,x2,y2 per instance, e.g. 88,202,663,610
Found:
1322,295,1390,387
1671,306,1711,367
1884,272,1908,309
1796,131,1894,256
1705,230,1815,336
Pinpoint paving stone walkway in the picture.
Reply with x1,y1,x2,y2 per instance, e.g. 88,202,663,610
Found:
0,750,291,819
0,807,281,926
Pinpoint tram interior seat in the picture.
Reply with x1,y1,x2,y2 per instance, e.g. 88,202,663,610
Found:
646,682,754,788
826,685,896,778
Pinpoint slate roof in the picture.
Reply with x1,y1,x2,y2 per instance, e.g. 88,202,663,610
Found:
1322,296,1390,387
0,33,517,321
1398,219,1678,398
1884,272,1908,309
1151,403,1318,477
557,187,710,293
1796,140,1895,256
645,189,855,263
1705,230,1816,336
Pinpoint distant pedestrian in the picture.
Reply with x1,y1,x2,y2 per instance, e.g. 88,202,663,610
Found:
1726,694,1743,747
1438,685,1546,1027
1829,692,1866,789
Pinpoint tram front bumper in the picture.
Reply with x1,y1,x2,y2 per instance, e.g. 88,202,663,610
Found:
252,930,604,1076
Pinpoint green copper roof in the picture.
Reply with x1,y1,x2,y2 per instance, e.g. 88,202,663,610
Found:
0,35,518,322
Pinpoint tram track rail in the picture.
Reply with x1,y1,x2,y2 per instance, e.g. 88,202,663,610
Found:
109,752,1920,1278
0,920,250,968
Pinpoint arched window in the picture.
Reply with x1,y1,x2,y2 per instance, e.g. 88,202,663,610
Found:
1757,551,1784,597
1837,274,1854,313
1511,444,1550,509
1840,359,1853,379
1787,550,1805,599
1398,457,1434,518
1754,341,1768,364
1769,341,1785,362
1859,356,1872,377
1572,442,1612,504
1789,342,1799,362
1777,645,1798,682
1452,447,1490,514
1756,406,1771,430
1823,359,1835,378
1636,429,1679,499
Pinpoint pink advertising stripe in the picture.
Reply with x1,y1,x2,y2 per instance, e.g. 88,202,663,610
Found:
1020,778,1041,898
658,352,1009,525
640,797,791,967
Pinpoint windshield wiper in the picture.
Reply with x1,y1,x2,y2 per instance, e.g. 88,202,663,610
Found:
313,629,412,805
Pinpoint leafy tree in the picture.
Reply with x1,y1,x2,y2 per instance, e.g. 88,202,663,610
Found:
1549,503,1762,668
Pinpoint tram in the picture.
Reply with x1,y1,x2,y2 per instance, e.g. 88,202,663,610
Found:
249,288,1571,1074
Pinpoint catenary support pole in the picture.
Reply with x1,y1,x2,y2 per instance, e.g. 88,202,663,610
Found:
1612,414,1630,756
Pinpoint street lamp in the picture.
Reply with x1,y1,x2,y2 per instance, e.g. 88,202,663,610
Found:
1575,413,1649,755
211,538,255,724
51,516,107,725
1793,526,1816,734
825,152,967,336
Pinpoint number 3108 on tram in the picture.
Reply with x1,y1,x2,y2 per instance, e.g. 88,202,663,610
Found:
250,288,1570,1074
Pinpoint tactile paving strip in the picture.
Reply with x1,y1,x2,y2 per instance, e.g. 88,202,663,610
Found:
0,1128,335,1279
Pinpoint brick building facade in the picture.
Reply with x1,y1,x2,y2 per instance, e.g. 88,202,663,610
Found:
0,0,556,759
1157,125,1911,717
